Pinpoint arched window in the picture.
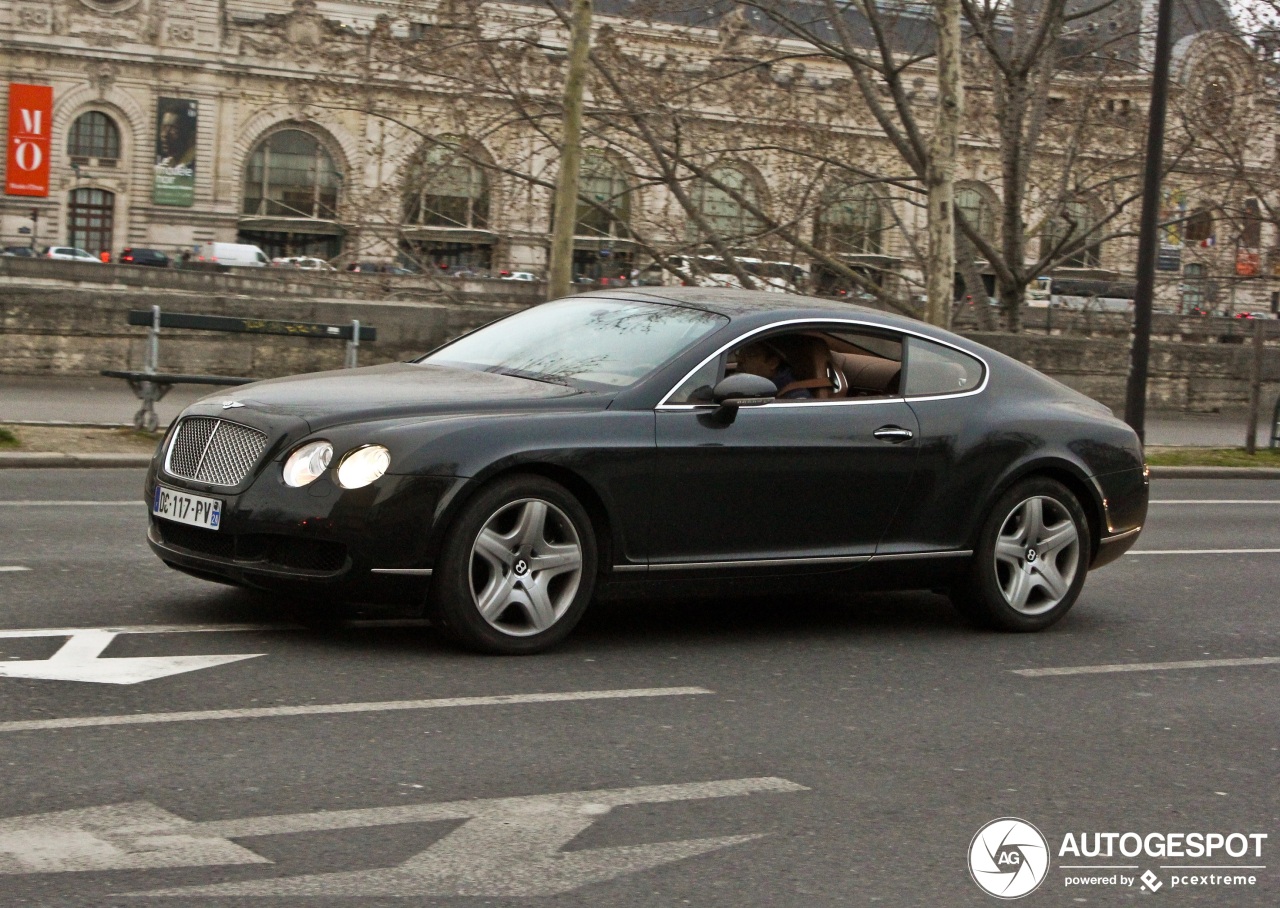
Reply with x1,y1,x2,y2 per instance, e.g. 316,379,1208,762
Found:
403,139,490,229
955,186,996,248
1185,208,1213,244
243,129,340,219
1042,199,1102,267
690,165,762,243
68,112,120,164
576,152,630,239
815,183,883,255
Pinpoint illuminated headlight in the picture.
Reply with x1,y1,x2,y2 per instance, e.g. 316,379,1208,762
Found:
282,440,333,487
337,445,391,490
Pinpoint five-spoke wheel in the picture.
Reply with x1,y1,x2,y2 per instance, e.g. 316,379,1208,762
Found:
992,495,1081,615
952,477,1090,631
469,498,585,637
432,475,597,654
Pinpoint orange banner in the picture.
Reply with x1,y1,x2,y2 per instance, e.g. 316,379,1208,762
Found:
6,83,52,197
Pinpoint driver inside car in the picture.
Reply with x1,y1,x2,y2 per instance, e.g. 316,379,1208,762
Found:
734,340,812,399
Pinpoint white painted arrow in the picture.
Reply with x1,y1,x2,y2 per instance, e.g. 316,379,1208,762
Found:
0,778,807,895
0,631,263,684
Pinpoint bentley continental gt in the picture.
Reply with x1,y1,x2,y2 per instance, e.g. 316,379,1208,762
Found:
145,289,1148,653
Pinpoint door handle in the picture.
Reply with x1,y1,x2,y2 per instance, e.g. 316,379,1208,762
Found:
873,425,914,443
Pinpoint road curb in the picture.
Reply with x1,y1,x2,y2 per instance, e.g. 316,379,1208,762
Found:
0,453,153,469
1148,465,1280,479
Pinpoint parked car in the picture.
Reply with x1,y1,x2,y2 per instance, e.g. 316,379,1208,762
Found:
120,248,171,268
272,256,336,271
197,242,269,267
345,262,415,274
43,246,100,263
145,288,1147,654
1,245,37,257
500,271,538,281
1234,311,1272,320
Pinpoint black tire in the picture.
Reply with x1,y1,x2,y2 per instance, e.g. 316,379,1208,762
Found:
430,475,598,654
951,477,1091,632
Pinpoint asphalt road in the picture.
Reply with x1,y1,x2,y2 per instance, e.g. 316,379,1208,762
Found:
0,469,1276,906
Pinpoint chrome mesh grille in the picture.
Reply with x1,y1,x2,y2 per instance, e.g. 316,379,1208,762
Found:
166,417,217,478
166,418,268,486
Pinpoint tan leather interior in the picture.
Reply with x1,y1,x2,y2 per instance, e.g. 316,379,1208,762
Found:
769,335,840,398
829,351,901,396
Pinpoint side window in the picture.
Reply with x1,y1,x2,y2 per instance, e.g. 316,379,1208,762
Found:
903,337,984,396
665,324,908,404
667,356,723,404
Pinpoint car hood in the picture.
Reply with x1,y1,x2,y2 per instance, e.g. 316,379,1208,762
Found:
195,362,605,430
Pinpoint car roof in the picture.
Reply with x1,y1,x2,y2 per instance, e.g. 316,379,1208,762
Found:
583,286,932,330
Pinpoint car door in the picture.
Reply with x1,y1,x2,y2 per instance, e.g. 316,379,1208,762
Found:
648,323,920,569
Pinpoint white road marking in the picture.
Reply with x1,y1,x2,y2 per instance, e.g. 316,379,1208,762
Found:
1013,657,1280,677
1127,548,1280,555
0,778,806,894
0,500,144,506
1150,500,1280,505
0,686,713,732
0,567,30,573
0,623,295,638
0,630,264,685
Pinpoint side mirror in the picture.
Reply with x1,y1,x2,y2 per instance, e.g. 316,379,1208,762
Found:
712,373,777,408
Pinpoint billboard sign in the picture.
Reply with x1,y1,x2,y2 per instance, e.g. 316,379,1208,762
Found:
153,97,197,206
6,83,53,197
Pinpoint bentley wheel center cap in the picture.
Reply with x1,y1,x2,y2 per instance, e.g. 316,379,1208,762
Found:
1025,548,1038,563
514,559,529,576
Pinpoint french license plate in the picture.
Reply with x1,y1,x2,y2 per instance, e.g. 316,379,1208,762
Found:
152,486,222,531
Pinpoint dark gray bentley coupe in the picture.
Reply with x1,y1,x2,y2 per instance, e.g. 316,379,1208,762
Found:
145,289,1147,653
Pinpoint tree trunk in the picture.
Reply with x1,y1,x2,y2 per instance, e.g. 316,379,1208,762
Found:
925,0,962,328
547,0,593,301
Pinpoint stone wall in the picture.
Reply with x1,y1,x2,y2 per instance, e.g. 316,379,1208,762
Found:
0,257,545,305
0,287,527,378
971,333,1280,412
2,283,1278,413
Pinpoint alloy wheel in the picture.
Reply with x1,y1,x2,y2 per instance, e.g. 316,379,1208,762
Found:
993,495,1081,616
468,497,584,637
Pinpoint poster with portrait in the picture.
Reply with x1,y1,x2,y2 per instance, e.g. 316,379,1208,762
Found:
153,97,197,206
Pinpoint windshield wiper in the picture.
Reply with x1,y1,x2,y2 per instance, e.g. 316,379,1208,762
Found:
492,368,574,387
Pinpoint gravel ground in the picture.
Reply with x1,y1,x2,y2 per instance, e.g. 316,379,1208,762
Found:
0,424,162,454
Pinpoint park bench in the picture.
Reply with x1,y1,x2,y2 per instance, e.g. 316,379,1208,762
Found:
102,305,376,431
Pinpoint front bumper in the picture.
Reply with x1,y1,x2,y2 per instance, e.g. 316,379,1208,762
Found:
145,461,463,595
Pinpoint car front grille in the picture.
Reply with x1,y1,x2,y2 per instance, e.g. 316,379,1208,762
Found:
165,417,268,486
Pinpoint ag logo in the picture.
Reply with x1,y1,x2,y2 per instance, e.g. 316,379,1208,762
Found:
968,817,1049,899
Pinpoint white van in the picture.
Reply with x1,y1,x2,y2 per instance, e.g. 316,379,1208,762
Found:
198,242,270,267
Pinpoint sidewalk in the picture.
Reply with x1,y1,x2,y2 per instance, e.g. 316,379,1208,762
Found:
0,373,1271,447
0,374,213,428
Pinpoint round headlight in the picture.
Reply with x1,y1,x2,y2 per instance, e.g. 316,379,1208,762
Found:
282,440,333,487
336,445,391,490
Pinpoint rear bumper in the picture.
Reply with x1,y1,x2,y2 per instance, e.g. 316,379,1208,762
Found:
1092,525,1142,569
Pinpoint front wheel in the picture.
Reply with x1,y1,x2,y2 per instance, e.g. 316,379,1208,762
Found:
951,477,1091,631
431,475,597,654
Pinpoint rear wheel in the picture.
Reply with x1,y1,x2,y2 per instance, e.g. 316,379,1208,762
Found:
952,477,1090,631
431,475,597,654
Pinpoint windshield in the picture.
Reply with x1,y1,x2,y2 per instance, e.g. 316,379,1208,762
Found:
421,298,727,391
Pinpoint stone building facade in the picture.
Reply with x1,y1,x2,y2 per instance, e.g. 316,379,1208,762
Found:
1,0,1277,313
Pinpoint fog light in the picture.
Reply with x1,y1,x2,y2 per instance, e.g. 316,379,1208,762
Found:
283,440,333,487
337,445,390,489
